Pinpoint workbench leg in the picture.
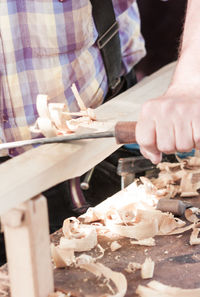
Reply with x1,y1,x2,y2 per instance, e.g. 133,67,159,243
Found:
1,195,54,297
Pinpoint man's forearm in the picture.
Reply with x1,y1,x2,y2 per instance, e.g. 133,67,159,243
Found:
171,0,200,87
135,0,200,164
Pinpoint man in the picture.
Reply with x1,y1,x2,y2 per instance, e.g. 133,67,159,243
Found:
136,0,200,164
0,0,197,230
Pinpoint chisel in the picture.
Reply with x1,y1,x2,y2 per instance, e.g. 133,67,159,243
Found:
0,121,137,150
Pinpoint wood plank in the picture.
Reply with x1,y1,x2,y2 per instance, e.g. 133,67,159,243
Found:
0,62,175,215
2,195,54,297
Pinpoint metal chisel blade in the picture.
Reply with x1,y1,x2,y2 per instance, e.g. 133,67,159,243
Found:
0,131,115,151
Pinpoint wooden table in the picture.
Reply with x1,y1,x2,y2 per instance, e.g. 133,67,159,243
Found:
1,195,200,297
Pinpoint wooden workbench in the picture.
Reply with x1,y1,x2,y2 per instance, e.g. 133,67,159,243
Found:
2,61,199,297
1,195,200,297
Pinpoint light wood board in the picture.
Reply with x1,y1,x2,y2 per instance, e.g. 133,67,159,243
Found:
0,62,175,215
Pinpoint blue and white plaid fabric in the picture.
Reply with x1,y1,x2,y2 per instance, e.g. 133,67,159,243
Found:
0,0,145,156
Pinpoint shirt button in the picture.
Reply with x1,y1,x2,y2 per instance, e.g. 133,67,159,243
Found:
59,0,66,2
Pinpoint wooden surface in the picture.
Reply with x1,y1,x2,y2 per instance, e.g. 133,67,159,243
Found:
1,195,200,297
52,196,200,297
0,62,175,216
2,195,54,297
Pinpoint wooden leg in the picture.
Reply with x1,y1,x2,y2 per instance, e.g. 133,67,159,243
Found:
1,195,54,297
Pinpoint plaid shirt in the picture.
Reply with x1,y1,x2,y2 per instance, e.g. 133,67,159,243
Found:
0,0,145,156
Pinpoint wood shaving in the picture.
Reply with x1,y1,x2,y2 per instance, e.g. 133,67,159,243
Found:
80,181,160,224
110,241,122,251
141,257,155,279
95,244,105,259
30,85,98,138
190,227,200,245
51,153,200,296
79,262,127,297
136,280,200,297
51,243,75,268
140,155,200,199
61,218,97,252
81,183,192,242
130,238,155,246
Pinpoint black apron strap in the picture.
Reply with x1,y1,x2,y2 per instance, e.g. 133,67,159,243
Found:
90,0,122,91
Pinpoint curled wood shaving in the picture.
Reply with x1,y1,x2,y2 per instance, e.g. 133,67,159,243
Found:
81,185,191,241
37,117,58,137
36,94,50,118
105,218,159,240
190,227,200,245
136,280,200,297
51,243,75,268
130,238,155,246
110,241,122,251
95,244,105,259
48,103,71,130
180,172,199,197
71,83,87,111
61,218,97,252
31,87,98,138
79,262,127,297
135,209,186,236
80,181,159,224
59,227,97,252
141,257,155,279
140,154,200,199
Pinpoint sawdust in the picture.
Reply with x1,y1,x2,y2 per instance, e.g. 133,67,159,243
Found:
51,153,200,296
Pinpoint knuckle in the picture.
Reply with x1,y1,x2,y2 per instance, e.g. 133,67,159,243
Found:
157,144,174,154
176,144,193,153
141,99,156,116
138,137,154,149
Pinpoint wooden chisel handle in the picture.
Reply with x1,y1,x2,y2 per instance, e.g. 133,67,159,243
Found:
114,121,137,144
156,198,192,216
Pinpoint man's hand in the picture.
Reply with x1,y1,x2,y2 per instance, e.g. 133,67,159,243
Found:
136,86,200,164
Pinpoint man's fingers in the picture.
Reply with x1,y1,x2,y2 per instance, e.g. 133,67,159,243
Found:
140,147,162,164
156,123,175,154
136,120,162,164
136,120,159,155
174,121,194,152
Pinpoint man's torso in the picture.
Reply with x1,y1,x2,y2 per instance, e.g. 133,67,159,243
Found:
0,0,145,155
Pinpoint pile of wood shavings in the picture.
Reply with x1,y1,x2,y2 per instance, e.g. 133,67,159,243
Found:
140,152,200,199
51,154,200,297
30,83,110,138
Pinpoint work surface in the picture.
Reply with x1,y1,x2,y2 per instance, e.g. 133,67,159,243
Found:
1,194,200,297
